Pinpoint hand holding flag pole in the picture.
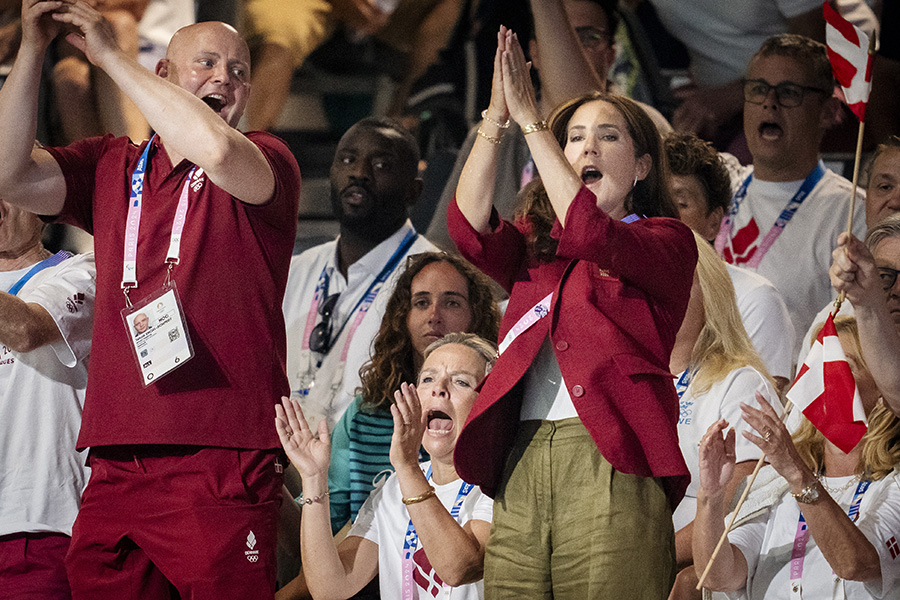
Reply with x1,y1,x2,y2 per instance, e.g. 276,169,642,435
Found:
823,0,877,312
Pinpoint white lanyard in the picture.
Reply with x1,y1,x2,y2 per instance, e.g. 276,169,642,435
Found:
121,135,198,306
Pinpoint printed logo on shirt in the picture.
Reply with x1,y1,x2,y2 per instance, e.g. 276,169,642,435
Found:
413,547,444,597
887,536,900,560
245,531,259,563
190,168,206,192
0,345,14,367
66,292,85,313
721,218,760,265
679,398,693,426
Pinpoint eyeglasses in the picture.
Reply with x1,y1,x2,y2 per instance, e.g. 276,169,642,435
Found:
308,293,340,354
575,26,611,51
742,79,830,108
878,267,900,291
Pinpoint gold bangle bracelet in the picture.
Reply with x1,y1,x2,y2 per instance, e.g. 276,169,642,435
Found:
402,486,436,505
522,120,548,135
477,128,503,145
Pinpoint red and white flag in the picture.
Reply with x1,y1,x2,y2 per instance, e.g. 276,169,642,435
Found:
823,1,874,121
786,313,867,453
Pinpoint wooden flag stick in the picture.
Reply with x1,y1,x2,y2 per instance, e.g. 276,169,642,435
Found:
696,400,795,591
835,32,878,313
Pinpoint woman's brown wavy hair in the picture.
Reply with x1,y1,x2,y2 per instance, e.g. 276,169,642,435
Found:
356,252,501,412
517,91,677,262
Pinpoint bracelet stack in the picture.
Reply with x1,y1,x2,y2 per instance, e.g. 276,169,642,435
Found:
401,486,436,505
478,109,510,145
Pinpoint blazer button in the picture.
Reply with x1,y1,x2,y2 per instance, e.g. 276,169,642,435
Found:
571,384,585,397
555,340,569,351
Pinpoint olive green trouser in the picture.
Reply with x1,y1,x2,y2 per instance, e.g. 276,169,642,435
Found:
485,418,676,599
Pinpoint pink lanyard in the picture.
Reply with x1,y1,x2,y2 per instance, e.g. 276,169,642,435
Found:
121,135,197,305
789,480,870,587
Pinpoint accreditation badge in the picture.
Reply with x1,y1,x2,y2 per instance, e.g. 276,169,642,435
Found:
121,282,194,386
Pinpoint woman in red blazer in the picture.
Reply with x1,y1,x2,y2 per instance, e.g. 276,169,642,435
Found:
448,28,697,598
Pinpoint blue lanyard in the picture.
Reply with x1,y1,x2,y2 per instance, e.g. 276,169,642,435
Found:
719,162,826,266
7,251,72,296
674,367,695,400
402,465,475,557
313,229,418,353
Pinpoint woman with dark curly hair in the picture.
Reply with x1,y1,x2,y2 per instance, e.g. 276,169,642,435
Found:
326,251,500,534
448,27,697,598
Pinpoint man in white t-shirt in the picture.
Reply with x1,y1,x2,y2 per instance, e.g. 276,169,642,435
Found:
0,200,95,598
798,138,900,365
283,117,437,433
715,34,866,360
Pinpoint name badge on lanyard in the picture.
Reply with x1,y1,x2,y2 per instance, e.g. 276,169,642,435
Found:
120,135,198,387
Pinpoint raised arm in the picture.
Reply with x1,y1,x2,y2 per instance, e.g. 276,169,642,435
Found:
739,396,881,581
528,0,605,113
389,383,490,586
500,30,583,226
52,2,276,204
0,1,69,216
455,28,512,234
275,397,379,600
831,233,900,413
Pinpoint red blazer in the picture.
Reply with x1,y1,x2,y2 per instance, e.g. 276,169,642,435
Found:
449,188,696,508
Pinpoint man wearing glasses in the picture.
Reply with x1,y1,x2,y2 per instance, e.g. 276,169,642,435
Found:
715,34,866,360
830,214,900,415
283,117,437,434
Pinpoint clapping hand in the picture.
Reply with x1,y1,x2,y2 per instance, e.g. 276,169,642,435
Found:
389,382,426,472
275,396,331,480
698,419,736,499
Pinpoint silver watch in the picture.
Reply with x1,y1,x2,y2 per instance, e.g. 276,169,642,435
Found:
791,481,820,504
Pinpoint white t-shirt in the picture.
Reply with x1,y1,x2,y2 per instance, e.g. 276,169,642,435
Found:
674,366,778,531
727,264,795,380
283,221,437,432
726,471,900,600
720,163,866,359
0,253,95,536
349,461,493,600
137,0,196,71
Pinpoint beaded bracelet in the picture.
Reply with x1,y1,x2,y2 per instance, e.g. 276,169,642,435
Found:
298,490,330,505
522,120,548,135
402,486,436,505
477,128,503,145
481,109,510,129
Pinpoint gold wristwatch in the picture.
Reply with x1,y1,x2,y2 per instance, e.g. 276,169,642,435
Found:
791,480,821,504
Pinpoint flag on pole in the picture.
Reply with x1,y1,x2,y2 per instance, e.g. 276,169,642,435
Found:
823,1,874,121
786,313,868,453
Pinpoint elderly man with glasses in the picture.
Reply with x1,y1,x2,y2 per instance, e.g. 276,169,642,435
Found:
830,214,900,415
715,33,866,362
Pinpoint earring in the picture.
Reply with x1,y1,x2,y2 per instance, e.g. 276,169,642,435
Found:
633,175,638,188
